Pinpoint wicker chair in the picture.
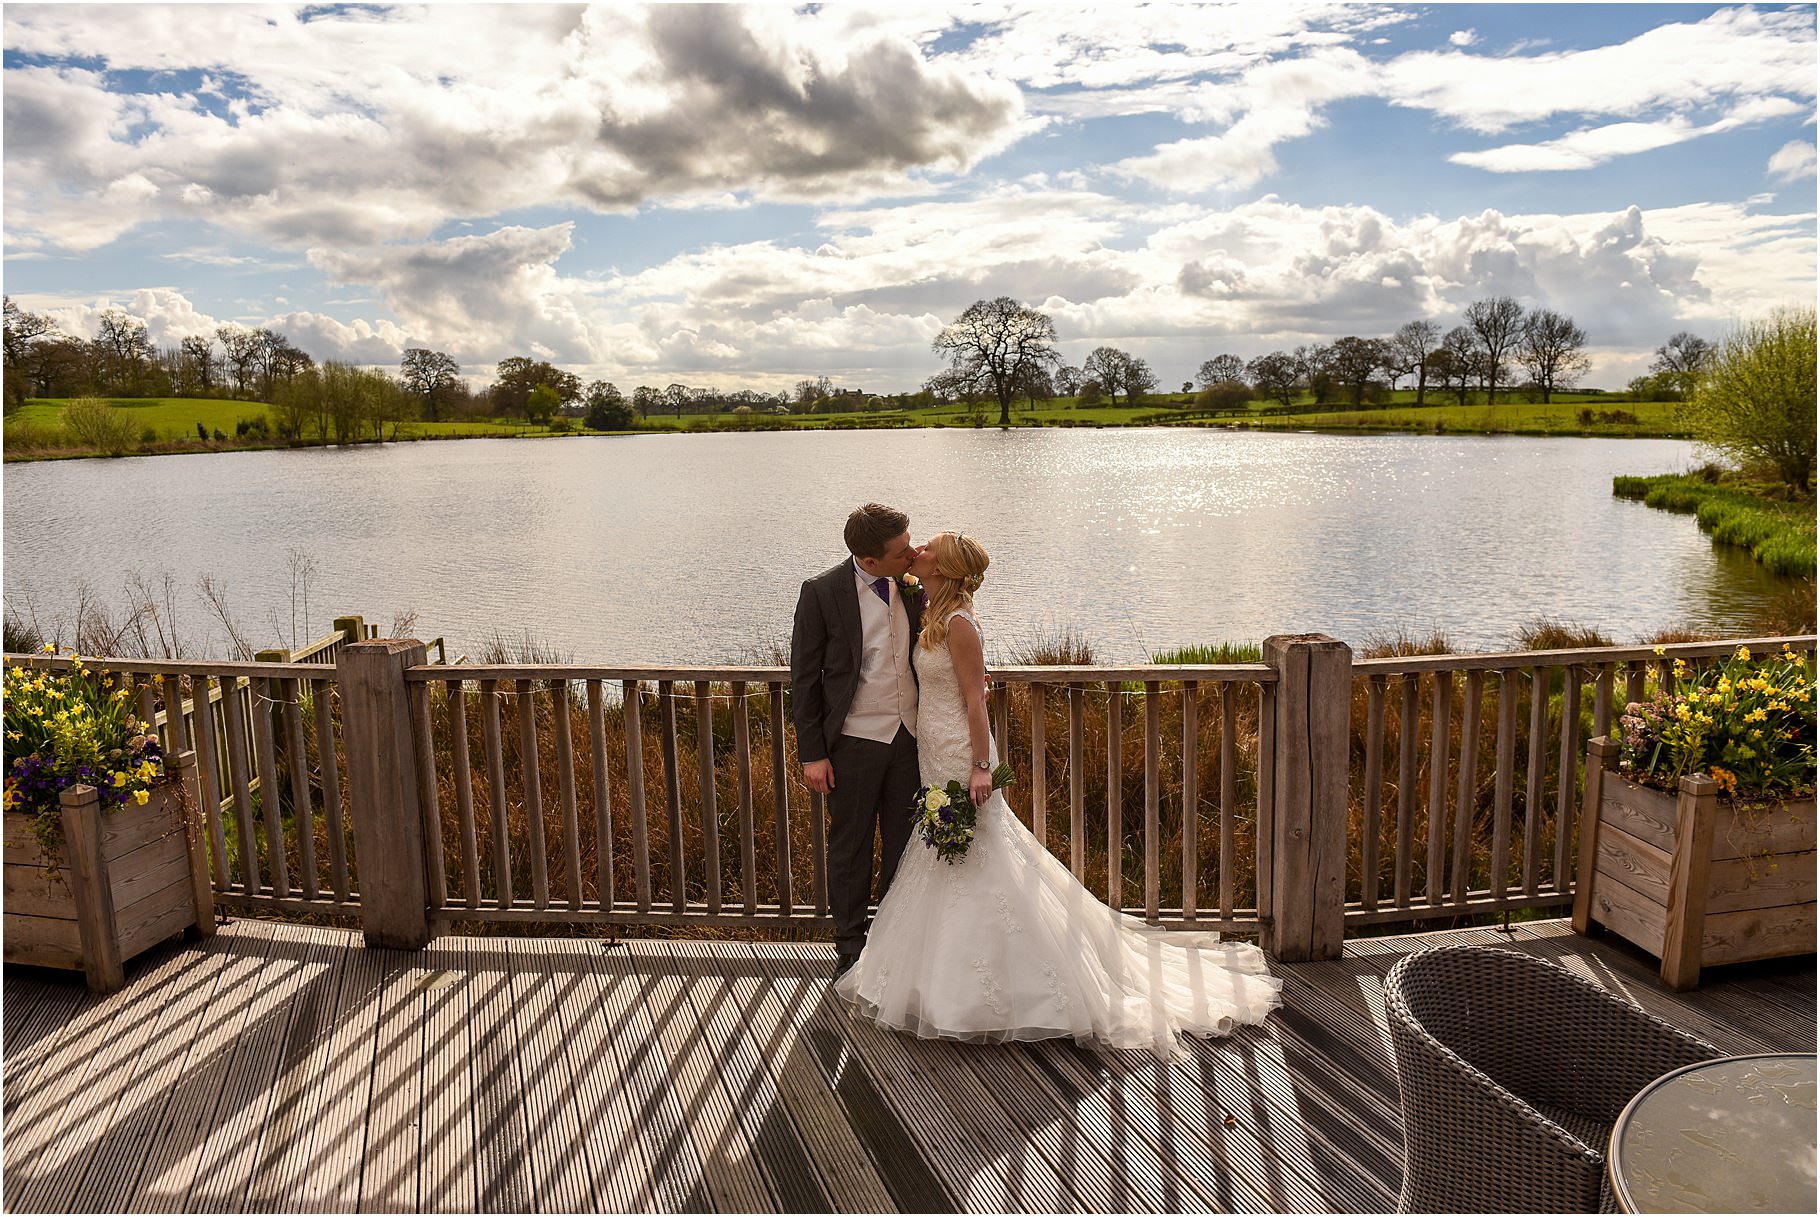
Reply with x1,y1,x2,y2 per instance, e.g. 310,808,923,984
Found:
1385,945,1718,1214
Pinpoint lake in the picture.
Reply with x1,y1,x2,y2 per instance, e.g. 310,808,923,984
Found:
0,428,1786,664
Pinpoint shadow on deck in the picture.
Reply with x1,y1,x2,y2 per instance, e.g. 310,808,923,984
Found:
4,918,1813,1213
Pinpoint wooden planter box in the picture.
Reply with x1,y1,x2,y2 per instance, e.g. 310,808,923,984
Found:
3,751,214,993
1573,736,1816,990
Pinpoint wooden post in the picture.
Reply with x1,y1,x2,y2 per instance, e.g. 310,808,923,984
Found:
172,750,216,940
332,616,366,645
58,784,124,994
1661,773,1721,991
337,639,432,949
1570,736,1616,936
1261,634,1351,962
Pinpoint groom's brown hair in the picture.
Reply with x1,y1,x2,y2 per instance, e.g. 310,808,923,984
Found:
844,503,909,559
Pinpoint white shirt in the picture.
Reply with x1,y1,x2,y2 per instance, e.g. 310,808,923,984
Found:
841,561,918,743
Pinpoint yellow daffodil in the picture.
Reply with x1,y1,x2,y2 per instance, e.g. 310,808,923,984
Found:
133,789,149,806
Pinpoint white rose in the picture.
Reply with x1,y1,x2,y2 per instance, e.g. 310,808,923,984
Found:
923,788,947,811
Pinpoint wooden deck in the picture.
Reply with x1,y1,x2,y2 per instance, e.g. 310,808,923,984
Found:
4,918,1812,1214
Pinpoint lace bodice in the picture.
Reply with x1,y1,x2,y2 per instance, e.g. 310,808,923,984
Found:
913,608,996,789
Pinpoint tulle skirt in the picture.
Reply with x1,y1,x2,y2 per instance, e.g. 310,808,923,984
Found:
834,792,1282,1058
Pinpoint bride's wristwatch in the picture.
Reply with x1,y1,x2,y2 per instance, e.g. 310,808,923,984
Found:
974,759,991,771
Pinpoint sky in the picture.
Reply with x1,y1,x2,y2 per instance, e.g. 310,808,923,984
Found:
3,1,1815,395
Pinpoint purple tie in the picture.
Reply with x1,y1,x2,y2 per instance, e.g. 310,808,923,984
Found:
870,577,891,605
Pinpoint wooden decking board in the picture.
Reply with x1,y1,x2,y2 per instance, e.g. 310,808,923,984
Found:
416,937,479,1214
244,925,363,1213
131,920,278,1211
463,942,536,1212
68,929,238,1213
357,948,428,1212
504,940,599,1214
14,936,202,1213
957,1032,1161,1213
579,941,713,1214
533,939,655,1215
626,939,776,1213
1025,1038,1272,1215
750,942,1079,1215
663,938,834,1214
711,947,899,1212
4,918,1812,1215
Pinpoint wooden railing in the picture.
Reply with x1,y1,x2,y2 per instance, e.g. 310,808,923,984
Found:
6,631,1811,962
1346,636,1819,930
390,659,1279,936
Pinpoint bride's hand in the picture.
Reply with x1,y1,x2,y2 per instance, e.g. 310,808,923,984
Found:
969,769,993,806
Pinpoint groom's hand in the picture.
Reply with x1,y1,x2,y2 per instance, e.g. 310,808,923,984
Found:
802,759,836,794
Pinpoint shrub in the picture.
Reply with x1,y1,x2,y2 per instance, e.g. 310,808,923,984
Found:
60,397,138,456
1681,306,1816,492
1514,618,1614,651
235,415,270,440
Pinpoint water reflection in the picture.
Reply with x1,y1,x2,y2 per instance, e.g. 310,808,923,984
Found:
1,429,1796,663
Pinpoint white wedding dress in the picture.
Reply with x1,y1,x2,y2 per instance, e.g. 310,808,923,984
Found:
835,608,1282,1058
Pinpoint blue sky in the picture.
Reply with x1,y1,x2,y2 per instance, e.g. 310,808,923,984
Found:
4,2,1814,392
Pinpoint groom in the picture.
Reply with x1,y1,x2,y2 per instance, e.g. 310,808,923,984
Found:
790,503,924,978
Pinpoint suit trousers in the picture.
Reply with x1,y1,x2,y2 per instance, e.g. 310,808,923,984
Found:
826,724,921,956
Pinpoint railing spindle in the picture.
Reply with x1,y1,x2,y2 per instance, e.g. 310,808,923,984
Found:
733,682,756,918
311,678,348,903
405,679,443,911
992,683,1009,765
1523,666,1547,896
1255,680,1275,926
622,681,650,912
1068,684,1085,879
1395,673,1418,908
1143,681,1160,922
769,682,791,916
1425,670,1451,906
1180,681,1198,921
552,680,582,911
251,677,290,897
159,673,190,755
1554,664,1582,892
444,680,477,907
284,677,321,902
1361,676,1385,911
1594,662,1614,739
587,681,613,911
1451,669,1482,905
481,679,512,909
694,681,720,915
188,675,229,888
1491,672,1517,903
1105,680,1122,909
1625,661,1646,710
1030,683,1047,848
516,679,549,911
809,789,828,916
1220,680,1238,921
658,681,685,913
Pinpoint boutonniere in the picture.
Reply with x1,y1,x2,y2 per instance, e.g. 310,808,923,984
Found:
898,574,924,602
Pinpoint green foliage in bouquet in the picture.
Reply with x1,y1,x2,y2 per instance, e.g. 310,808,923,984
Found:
913,762,1016,864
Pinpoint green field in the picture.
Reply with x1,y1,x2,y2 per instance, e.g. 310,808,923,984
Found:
4,389,1687,461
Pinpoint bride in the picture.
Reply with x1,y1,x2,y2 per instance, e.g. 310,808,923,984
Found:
834,531,1282,1058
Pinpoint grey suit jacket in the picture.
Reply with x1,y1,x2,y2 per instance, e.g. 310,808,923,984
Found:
790,559,924,765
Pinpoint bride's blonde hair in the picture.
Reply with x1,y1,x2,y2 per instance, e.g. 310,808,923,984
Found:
918,531,990,651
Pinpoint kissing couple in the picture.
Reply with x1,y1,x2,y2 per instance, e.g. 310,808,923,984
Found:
790,503,1280,1058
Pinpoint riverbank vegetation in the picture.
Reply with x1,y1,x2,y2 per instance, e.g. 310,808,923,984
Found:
1615,306,1816,579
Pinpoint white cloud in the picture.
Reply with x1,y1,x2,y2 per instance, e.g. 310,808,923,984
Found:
1449,30,1477,48
3,4,1024,253
1769,140,1818,183
1450,98,1803,173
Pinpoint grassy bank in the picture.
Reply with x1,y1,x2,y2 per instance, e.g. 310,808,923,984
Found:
5,389,1685,461
1614,470,1817,577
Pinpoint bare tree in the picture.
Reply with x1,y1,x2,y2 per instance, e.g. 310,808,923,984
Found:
1327,336,1388,408
1649,331,1714,398
400,348,461,422
1197,354,1245,387
1436,326,1480,405
3,296,57,412
933,297,1061,426
216,325,261,398
1517,308,1591,403
1391,319,1441,407
1464,296,1525,403
1245,351,1299,408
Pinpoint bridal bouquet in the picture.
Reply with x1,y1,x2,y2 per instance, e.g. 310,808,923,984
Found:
913,763,1015,865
